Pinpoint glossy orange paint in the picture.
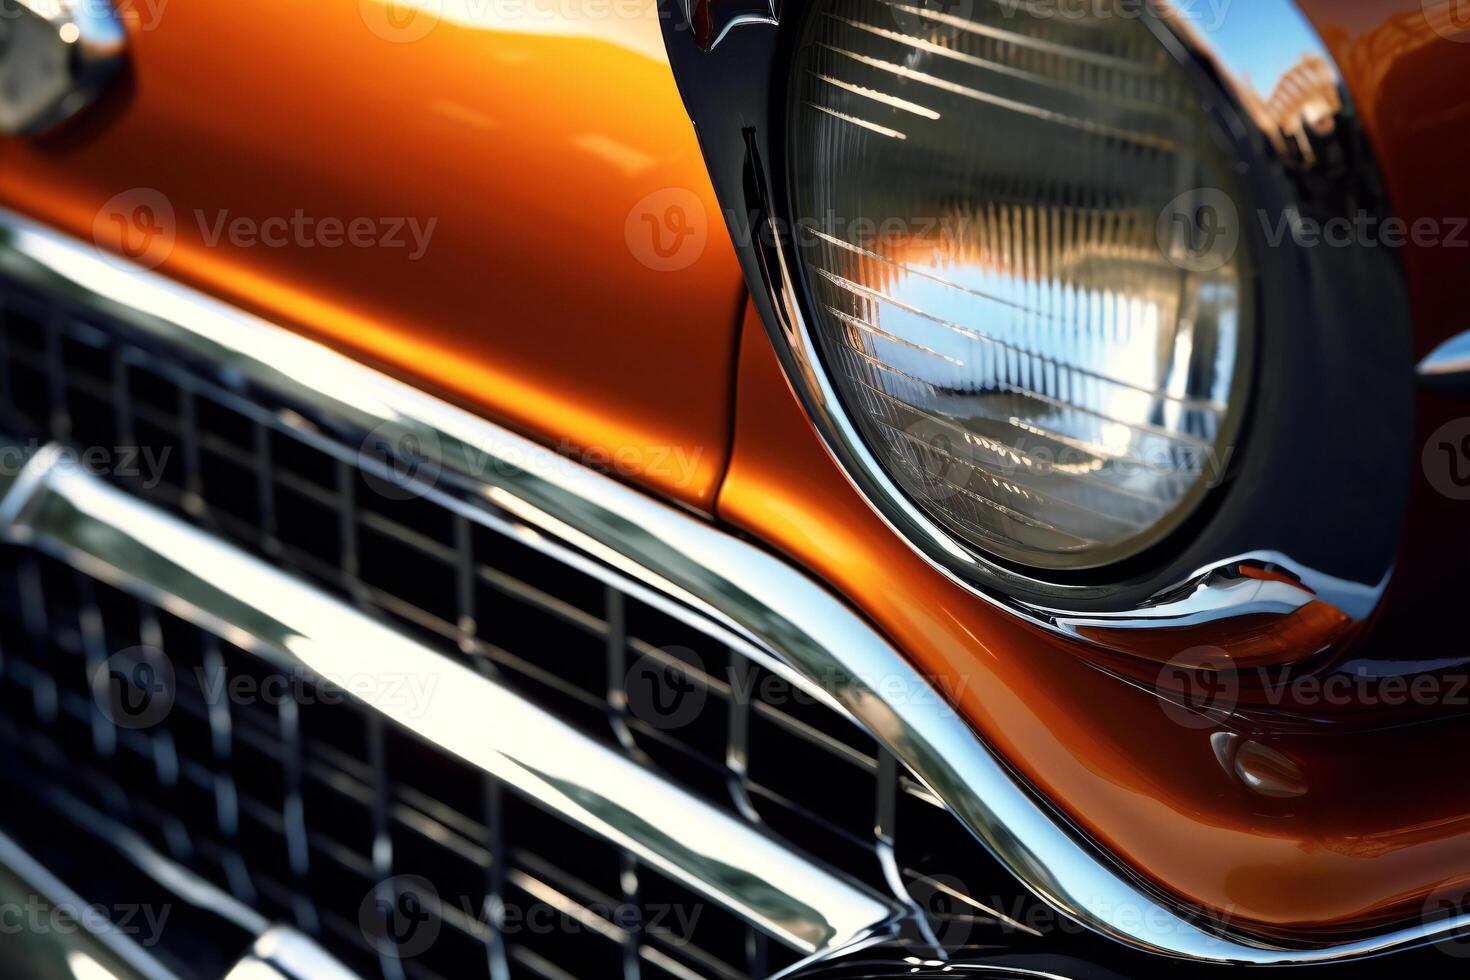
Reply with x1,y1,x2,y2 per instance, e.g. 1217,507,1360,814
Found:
1295,0,1470,659
0,0,745,510
719,299,1470,935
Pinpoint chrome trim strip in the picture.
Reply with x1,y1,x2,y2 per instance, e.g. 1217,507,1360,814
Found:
1419,331,1470,395
0,827,178,980
0,443,897,956
225,928,363,980
0,739,362,980
0,209,1454,964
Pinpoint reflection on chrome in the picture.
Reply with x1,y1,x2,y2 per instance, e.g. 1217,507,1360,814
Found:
1156,0,1345,163
223,928,364,980
1419,330,1470,395
0,447,897,956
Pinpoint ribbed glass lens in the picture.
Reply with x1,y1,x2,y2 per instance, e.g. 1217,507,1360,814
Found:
789,0,1250,570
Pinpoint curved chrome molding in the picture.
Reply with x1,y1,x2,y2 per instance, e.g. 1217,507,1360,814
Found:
0,209,1452,964
1419,331,1470,396
0,0,128,135
787,939,1129,980
225,928,363,980
0,827,178,980
683,0,777,50
0,442,897,956
1045,550,1390,641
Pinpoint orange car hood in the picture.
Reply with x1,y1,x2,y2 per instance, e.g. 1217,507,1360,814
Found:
0,0,746,511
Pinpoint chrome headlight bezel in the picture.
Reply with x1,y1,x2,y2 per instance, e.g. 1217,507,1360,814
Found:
659,0,1412,636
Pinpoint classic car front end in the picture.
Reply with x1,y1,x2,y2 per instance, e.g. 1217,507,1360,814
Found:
1,0,1469,977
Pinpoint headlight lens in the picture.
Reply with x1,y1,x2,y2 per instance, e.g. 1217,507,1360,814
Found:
788,0,1251,571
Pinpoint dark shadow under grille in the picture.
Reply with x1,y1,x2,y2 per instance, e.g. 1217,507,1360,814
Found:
0,277,1053,978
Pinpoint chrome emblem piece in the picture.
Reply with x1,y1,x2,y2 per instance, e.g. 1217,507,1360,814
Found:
0,0,127,135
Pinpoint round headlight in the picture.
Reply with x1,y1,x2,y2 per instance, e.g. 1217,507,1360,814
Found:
787,0,1252,571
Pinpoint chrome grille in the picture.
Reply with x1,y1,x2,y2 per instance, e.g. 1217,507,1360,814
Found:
0,547,777,980
0,274,1052,978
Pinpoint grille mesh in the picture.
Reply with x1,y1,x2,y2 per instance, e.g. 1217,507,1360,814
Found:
0,276,1049,978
